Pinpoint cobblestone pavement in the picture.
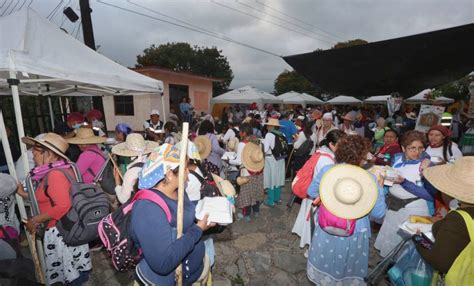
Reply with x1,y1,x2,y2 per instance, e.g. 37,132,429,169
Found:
89,183,389,285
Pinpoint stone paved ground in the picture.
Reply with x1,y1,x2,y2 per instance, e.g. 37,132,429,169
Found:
89,183,390,285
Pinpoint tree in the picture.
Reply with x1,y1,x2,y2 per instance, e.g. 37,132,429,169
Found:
332,39,368,49
274,70,317,95
136,42,234,95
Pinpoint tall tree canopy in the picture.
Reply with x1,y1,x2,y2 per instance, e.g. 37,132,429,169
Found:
136,42,233,95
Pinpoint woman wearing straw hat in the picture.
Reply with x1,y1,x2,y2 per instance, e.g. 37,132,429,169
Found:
111,133,159,204
418,157,474,282
263,118,286,206
228,123,264,222
339,113,355,135
17,133,92,285
196,120,226,175
306,135,386,285
131,144,214,285
67,127,107,184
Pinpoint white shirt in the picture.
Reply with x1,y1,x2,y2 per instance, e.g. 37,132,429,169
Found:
263,132,276,155
114,157,145,204
426,143,463,162
186,167,204,202
223,127,238,144
143,120,163,131
313,146,335,178
293,131,318,155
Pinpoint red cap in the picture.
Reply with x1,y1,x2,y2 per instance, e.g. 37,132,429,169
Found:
66,112,84,123
86,109,103,120
428,124,451,137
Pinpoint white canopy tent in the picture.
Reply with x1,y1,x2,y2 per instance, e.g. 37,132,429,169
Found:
0,9,164,282
278,91,324,107
210,85,282,109
326,95,362,105
363,95,392,104
405,89,454,104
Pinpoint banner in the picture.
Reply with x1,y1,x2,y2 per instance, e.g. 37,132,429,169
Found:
415,105,445,133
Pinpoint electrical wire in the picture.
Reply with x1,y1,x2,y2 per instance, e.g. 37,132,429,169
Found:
47,0,63,20
49,0,64,21
96,0,282,57
0,0,8,9
1,0,14,16
5,0,20,15
211,0,334,44
255,0,343,41
235,0,340,42
18,0,27,10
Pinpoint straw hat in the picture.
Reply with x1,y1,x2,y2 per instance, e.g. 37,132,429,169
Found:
227,137,239,152
423,157,474,204
111,133,159,157
236,176,250,186
242,142,264,172
264,118,281,127
319,164,378,219
341,113,355,121
194,135,211,160
67,128,107,145
22,133,69,161
406,112,417,120
175,139,201,161
211,174,236,197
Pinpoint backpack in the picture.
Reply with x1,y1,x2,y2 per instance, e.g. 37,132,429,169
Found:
231,128,241,140
87,150,117,195
291,151,334,199
44,169,111,246
98,189,171,272
436,210,474,285
271,131,289,160
293,137,314,158
317,202,355,237
189,167,221,199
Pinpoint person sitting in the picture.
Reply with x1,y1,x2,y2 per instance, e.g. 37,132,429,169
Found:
67,128,106,184
371,129,402,166
163,122,177,145
115,123,132,143
53,112,84,162
131,144,214,285
85,109,106,137
339,113,355,135
426,125,463,164
143,110,164,141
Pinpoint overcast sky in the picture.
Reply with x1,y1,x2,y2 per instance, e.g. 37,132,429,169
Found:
29,0,473,93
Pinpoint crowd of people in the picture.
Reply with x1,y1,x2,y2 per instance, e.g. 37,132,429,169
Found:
0,101,473,285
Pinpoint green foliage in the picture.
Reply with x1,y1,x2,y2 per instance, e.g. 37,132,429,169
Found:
435,77,470,101
274,70,317,95
332,39,369,49
136,42,234,95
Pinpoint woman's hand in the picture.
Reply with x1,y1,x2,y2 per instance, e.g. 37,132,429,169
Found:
23,217,38,235
393,175,405,184
196,214,216,232
113,166,122,186
16,183,29,199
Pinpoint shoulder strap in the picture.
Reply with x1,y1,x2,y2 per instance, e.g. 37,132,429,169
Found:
189,169,205,184
129,162,145,169
43,169,76,206
455,210,474,241
126,190,172,223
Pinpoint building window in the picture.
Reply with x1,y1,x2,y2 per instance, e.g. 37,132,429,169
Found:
114,96,134,116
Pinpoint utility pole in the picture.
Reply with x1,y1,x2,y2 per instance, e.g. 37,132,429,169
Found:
79,0,96,50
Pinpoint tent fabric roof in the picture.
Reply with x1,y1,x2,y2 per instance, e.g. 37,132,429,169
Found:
326,95,362,105
278,91,324,105
210,86,282,105
283,24,474,97
405,89,454,104
0,9,163,94
364,95,391,104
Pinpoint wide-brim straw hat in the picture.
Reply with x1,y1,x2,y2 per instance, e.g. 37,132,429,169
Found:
236,176,250,186
67,128,107,145
194,135,211,160
264,118,281,127
111,133,159,157
423,157,474,204
227,137,239,152
22,133,70,161
242,142,264,172
212,173,236,197
341,113,355,121
319,164,378,219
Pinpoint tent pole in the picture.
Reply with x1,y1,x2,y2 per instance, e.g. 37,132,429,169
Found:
0,110,46,284
161,93,167,124
59,97,65,122
48,96,55,130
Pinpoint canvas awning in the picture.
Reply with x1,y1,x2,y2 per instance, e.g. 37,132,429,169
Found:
210,86,282,107
364,95,392,104
284,24,474,97
277,91,324,107
405,89,454,104
326,95,362,105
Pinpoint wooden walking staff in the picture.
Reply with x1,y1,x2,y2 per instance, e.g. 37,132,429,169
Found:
0,110,46,284
175,122,189,286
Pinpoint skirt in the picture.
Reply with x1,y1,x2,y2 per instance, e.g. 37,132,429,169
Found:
374,199,430,257
307,226,369,285
263,156,285,190
292,198,314,248
44,227,92,285
203,160,220,175
236,174,264,209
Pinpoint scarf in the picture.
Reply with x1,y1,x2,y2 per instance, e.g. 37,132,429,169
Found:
29,160,71,182
378,142,400,155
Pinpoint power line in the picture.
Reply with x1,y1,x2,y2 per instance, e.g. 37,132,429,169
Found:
255,0,343,41
49,0,65,21
47,0,63,20
18,0,27,10
96,0,282,57
6,0,20,15
211,0,334,45
0,0,8,9
1,0,14,16
235,0,341,42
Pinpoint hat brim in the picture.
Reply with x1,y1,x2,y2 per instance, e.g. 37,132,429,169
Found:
212,174,236,197
241,143,264,172
194,136,211,160
320,165,378,219
424,164,474,204
67,136,107,145
22,137,70,161
264,122,282,127
111,141,159,157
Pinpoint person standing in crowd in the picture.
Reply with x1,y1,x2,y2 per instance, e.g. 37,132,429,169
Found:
460,118,474,155
17,133,91,285
85,109,106,137
306,135,386,285
371,129,402,166
131,144,214,285
426,125,463,164
418,157,474,279
353,112,366,137
67,128,106,184
168,107,180,127
292,130,346,255
317,113,338,145
263,118,286,206
374,130,435,257
196,120,225,175
115,123,132,143
373,117,389,150
112,133,159,204
279,112,298,178
53,112,84,162
0,173,20,260
163,122,177,145
222,120,240,145
403,110,417,133
339,113,355,135
295,115,305,129
292,122,316,173
234,106,244,121
143,110,164,141
179,97,193,123
228,123,265,222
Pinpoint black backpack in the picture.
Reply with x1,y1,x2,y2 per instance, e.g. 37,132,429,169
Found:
189,166,221,199
86,150,117,195
231,128,241,140
271,131,289,160
294,138,314,157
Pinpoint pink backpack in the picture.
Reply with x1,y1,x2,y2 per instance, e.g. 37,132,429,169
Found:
313,197,356,237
